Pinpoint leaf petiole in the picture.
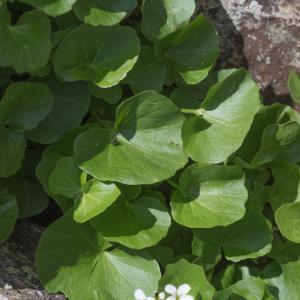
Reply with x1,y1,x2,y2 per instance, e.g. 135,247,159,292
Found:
180,108,204,116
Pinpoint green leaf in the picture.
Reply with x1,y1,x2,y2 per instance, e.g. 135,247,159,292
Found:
193,211,272,262
36,210,160,300
275,202,300,243
268,161,300,210
91,196,171,249
182,69,260,163
158,259,215,300
89,84,122,104
124,46,167,93
288,70,300,103
74,179,121,223
141,0,195,41
74,91,187,185
251,122,300,166
0,10,51,73
170,88,200,110
216,276,266,300
0,82,52,177
171,164,247,228
0,183,18,243
154,15,219,84
27,81,91,144
54,23,140,88
73,0,137,26
266,259,300,300
19,0,76,16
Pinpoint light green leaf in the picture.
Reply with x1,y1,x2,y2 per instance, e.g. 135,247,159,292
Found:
54,23,140,88
124,46,167,93
36,210,160,300
73,0,137,26
276,202,300,243
154,15,219,84
91,196,171,249
89,84,122,104
0,82,52,177
171,164,247,228
27,81,91,144
268,161,300,210
19,0,76,16
216,276,266,300
288,70,300,103
74,179,121,223
193,211,272,262
251,122,300,166
74,91,187,185
0,183,18,243
158,259,215,300
182,69,260,163
141,0,195,41
0,10,51,73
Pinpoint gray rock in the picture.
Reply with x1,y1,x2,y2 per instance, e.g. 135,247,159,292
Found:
197,0,300,100
0,221,66,300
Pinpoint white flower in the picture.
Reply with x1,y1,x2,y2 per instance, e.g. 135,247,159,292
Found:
158,292,166,299
134,289,155,300
165,284,193,300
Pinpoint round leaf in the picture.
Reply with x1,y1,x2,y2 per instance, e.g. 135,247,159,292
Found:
73,0,137,26
0,10,51,73
91,196,171,249
89,84,122,104
54,23,140,88
171,164,247,228
182,69,260,164
276,202,300,243
74,91,187,185
36,210,160,300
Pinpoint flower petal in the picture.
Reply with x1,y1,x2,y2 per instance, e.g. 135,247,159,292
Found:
134,289,146,300
178,284,191,296
165,284,177,295
166,297,176,300
146,297,155,300
180,295,194,300
159,292,166,299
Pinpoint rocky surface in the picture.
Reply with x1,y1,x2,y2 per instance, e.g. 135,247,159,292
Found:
0,221,66,300
198,0,300,100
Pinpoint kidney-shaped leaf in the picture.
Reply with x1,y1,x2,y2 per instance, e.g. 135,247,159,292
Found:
288,70,300,104
73,0,137,26
0,82,52,177
91,196,171,249
155,15,219,84
54,23,140,88
74,91,187,185
36,210,160,300
276,202,300,243
171,164,247,228
0,10,51,73
182,69,260,164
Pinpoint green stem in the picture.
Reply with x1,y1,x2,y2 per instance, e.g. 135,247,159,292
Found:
166,179,181,191
80,172,87,186
180,108,204,116
90,111,110,128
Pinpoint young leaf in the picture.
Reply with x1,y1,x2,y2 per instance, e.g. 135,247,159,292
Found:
0,82,52,177
27,81,91,144
158,259,215,300
182,69,260,164
288,70,300,103
141,0,195,41
53,23,140,88
73,0,137,26
19,0,76,16
91,196,171,249
0,184,18,243
0,10,51,73
275,202,300,243
36,210,160,300
171,164,247,228
154,15,219,84
74,91,187,185
124,46,167,93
